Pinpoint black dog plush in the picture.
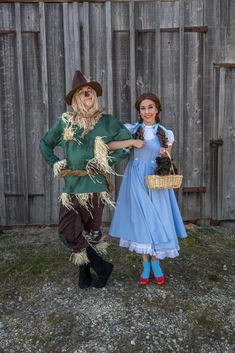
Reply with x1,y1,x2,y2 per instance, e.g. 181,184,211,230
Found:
154,155,178,176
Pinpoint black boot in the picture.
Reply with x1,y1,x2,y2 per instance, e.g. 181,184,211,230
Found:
79,264,92,289
86,246,113,288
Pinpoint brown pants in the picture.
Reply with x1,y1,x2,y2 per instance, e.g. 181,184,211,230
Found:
58,194,104,252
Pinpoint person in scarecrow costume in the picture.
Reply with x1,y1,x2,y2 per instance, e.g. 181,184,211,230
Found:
39,70,132,289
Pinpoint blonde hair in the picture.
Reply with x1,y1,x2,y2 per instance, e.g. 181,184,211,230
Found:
70,88,104,136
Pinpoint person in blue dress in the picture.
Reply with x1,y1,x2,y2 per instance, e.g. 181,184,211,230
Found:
108,93,187,285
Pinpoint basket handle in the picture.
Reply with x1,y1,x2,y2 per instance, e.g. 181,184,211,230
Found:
164,150,175,175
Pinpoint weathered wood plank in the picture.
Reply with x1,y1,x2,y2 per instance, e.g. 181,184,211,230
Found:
160,31,179,128
73,1,81,70
105,0,113,113
155,0,161,97
160,0,179,28
219,68,235,220
45,2,66,223
0,5,15,226
204,0,235,221
63,3,71,96
21,2,39,31
113,31,130,123
135,31,155,97
135,2,157,98
201,0,206,220
0,137,6,225
89,1,111,222
82,1,90,77
15,2,29,223
112,1,129,31
177,0,184,209
39,1,51,224
0,3,14,29
64,2,81,93
89,2,106,108
0,37,18,195
213,68,235,220
129,1,136,122
182,32,203,219
184,0,203,26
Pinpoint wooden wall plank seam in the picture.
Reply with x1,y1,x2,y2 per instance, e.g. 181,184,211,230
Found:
63,3,71,97
39,1,51,223
217,68,225,220
105,0,113,113
105,0,114,222
201,0,206,219
154,0,161,97
0,79,6,225
1,1,178,3
83,1,90,77
15,2,29,222
177,0,184,209
0,27,209,35
113,26,208,33
73,1,81,70
129,0,136,122
211,65,217,220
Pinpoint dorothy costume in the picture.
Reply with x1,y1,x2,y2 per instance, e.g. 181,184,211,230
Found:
109,122,187,259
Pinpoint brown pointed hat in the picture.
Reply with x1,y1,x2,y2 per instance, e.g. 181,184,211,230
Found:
65,70,103,105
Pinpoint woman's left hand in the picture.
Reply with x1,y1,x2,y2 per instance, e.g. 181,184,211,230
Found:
159,147,167,155
160,146,172,156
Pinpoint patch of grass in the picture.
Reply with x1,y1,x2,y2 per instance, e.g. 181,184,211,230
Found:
207,273,220,282
47,312,77,338
196,226,220,236
179,232,204,248
0,231,9,240
197,312,218,329
0,245,68,286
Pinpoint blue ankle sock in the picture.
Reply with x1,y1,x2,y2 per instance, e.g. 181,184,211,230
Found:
141,261,151,279
151,260,163,277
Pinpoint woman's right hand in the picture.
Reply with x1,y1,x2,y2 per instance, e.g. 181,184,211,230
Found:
132,139,145,148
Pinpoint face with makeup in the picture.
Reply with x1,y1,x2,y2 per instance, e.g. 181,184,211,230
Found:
139,99,159,126
78,85,94,106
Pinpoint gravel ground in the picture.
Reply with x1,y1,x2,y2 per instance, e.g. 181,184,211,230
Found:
0,225,234,353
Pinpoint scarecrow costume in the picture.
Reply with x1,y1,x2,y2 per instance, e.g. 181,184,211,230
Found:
40,71,131,288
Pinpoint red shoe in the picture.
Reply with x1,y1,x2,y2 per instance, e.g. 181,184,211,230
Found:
138,276,150,285
154,275,165,285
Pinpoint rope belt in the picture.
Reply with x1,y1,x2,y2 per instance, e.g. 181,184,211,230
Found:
59,169,114,193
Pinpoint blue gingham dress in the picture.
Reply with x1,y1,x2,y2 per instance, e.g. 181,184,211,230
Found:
109,123,187,259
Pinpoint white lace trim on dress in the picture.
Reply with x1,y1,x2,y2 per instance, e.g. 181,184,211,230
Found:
119,239,179,259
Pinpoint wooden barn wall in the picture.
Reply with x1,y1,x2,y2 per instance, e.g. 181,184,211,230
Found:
0,0,234,225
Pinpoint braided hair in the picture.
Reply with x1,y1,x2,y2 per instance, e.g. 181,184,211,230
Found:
133,124,168,147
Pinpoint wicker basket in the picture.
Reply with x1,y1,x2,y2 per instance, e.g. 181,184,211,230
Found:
145,174,183,190
145,151,183,190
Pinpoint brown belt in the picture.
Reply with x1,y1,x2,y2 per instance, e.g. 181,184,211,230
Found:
59,169,114,193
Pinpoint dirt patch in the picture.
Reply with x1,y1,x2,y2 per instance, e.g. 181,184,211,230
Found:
0,225,234,353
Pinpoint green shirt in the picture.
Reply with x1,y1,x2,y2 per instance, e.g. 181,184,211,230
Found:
39,113,132,194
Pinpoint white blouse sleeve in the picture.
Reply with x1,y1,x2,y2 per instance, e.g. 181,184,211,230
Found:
124,123,138,134
166,130,174,145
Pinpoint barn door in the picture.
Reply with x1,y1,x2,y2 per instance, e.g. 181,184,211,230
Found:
211,65,235,221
